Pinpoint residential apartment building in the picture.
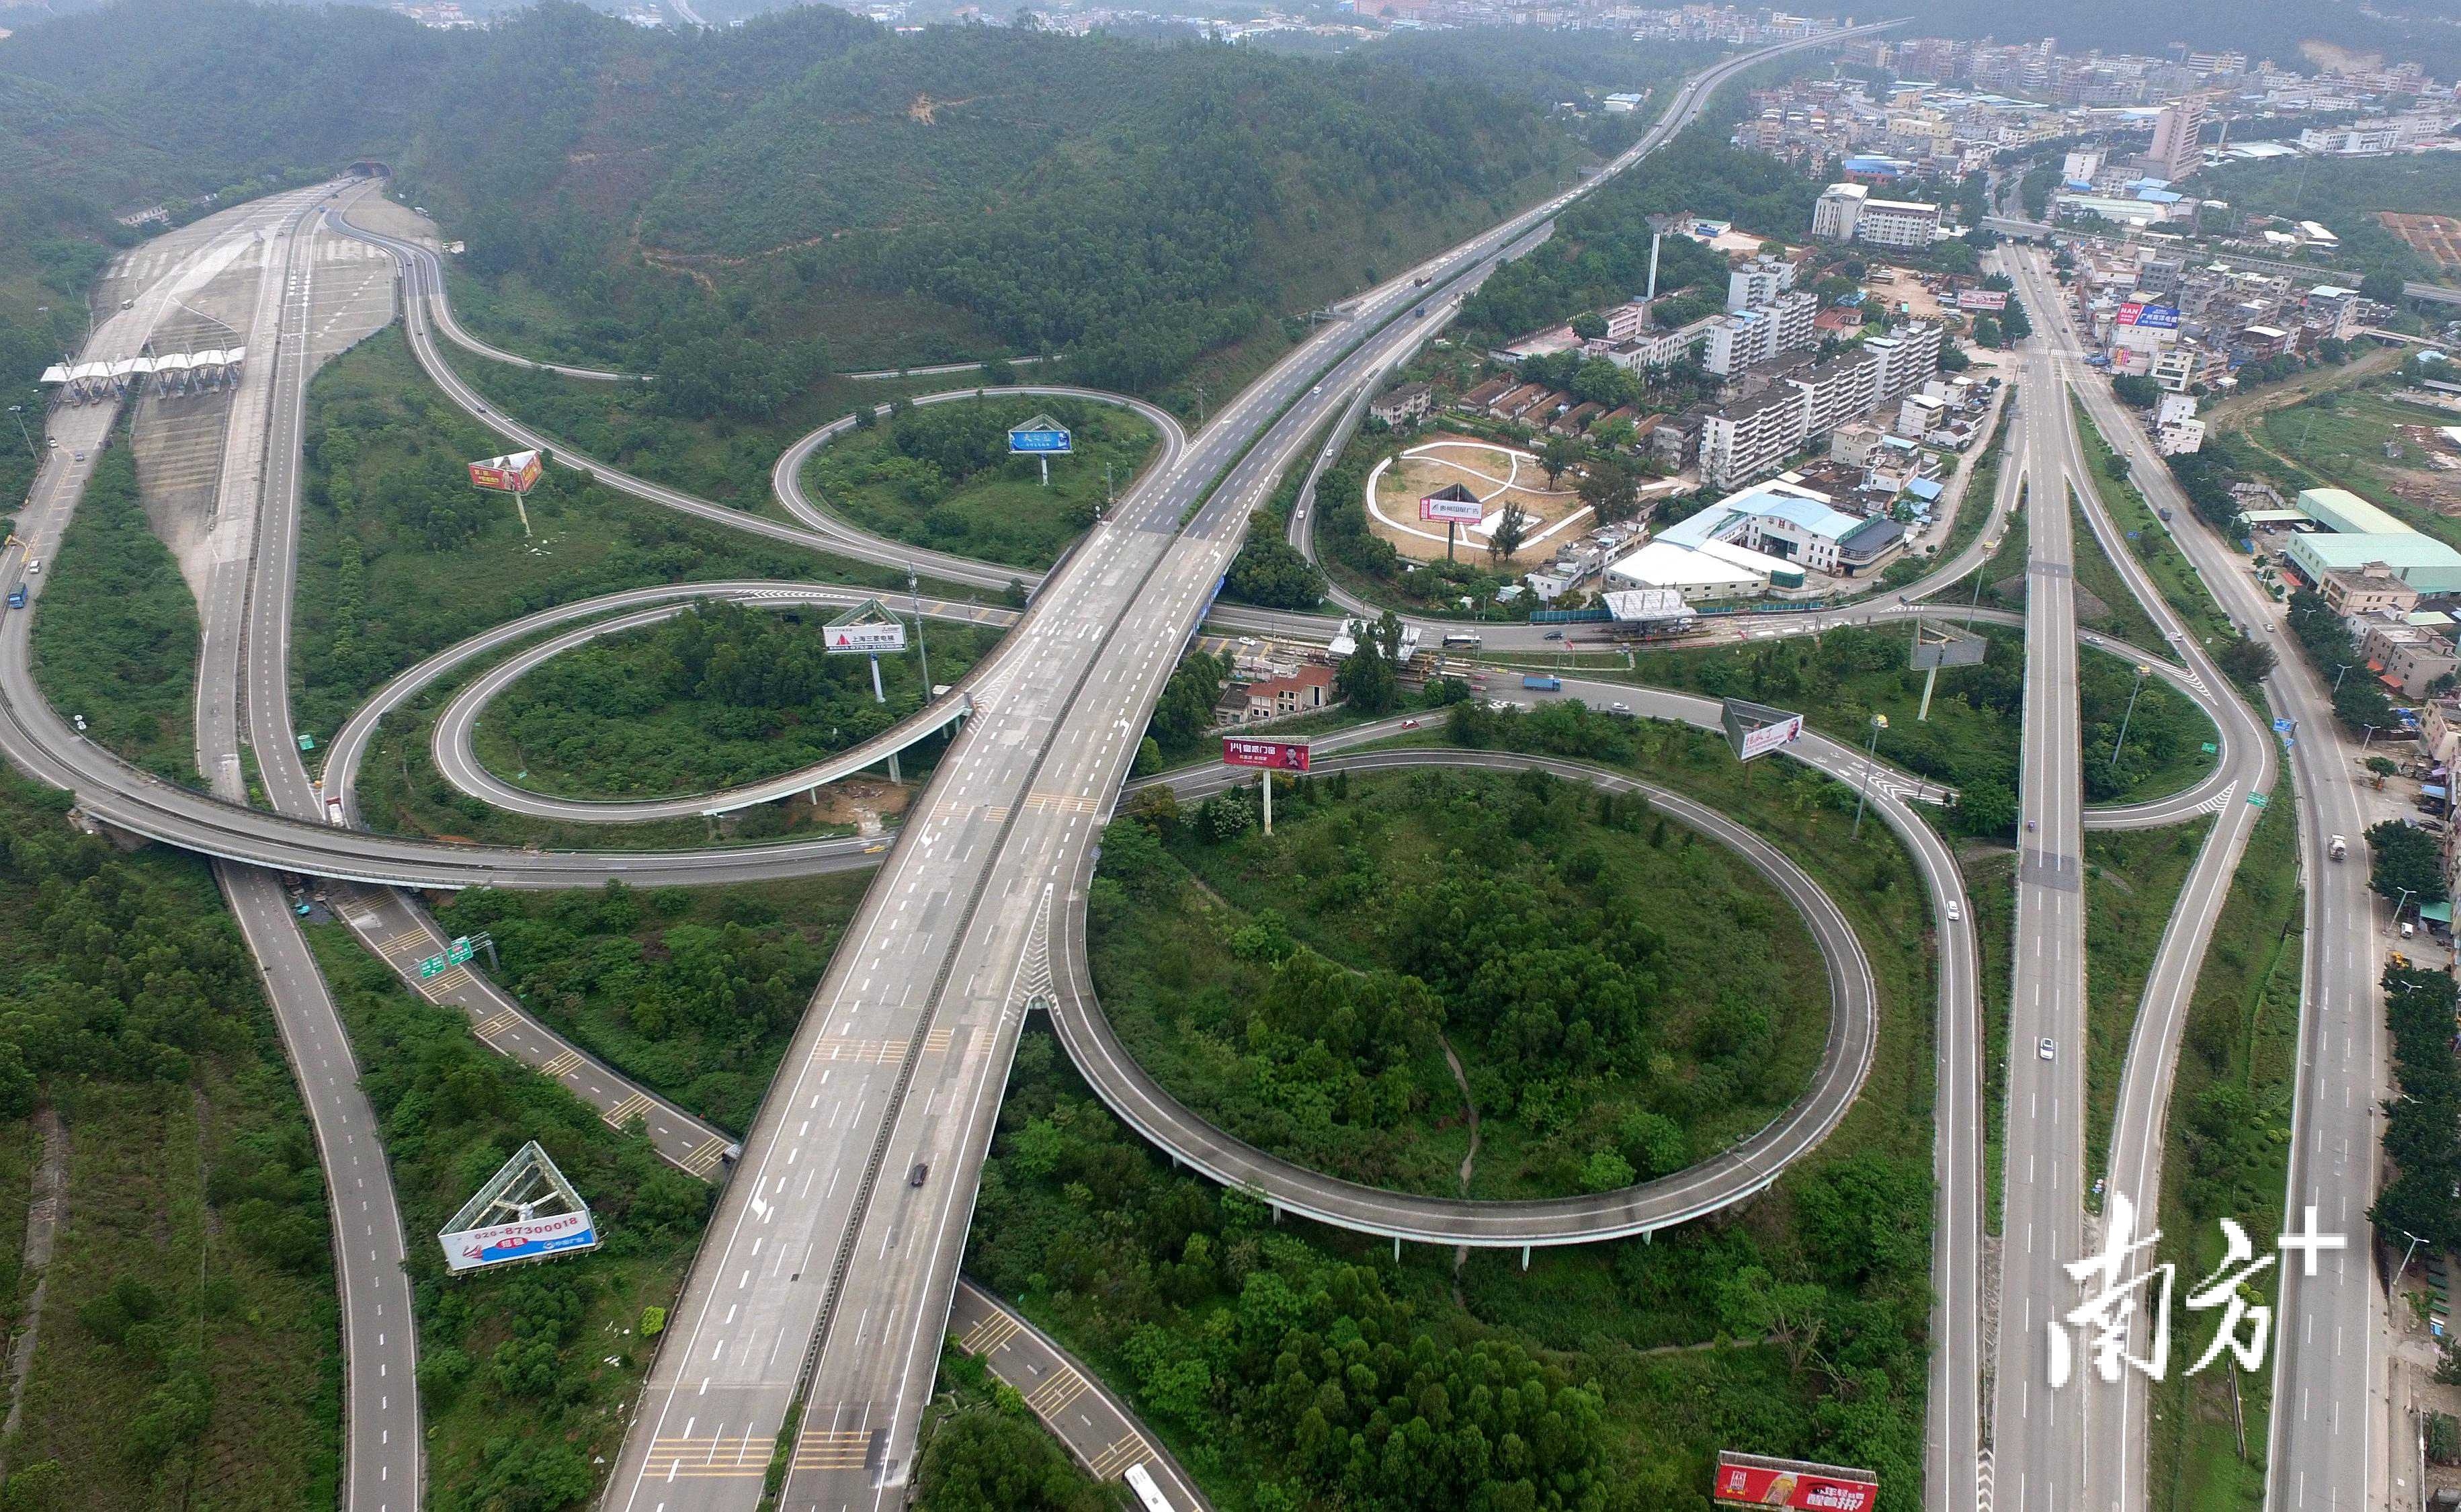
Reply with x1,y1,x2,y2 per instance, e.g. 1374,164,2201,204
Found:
1812,181,1869,241
1726,256,1799,312
2146,94,2208,179
1700,386,1814,490
1811,181,1942,247
2321,566,2420,618
1704,291,1817,375
1699,322,1945,489
1599,316,1717,372
2359,620,2458,700
1370,382,1432,427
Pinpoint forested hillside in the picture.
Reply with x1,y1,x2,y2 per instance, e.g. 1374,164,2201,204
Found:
0,0,1579,398
1454,76,1822,347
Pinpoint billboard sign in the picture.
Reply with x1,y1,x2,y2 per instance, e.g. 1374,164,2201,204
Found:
1712,1452,1880,1511
824,600,909,655
1955,288,2009,312
439,1140,599,1274
1420,482,1485,523
442,1209,599,1273
1222,737,1311,771
1007,414,1074,455
827,620,908,654
1737,713,1805,762
2114,302,2181,329
1722,698,1806,763
468,450,543,495
1910,620,1988,671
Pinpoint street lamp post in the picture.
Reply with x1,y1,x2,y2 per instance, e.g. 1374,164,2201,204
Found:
5,406,30,456
2334,662,2351,693
2399,1226,2432,1281
2394,887,2416,931
1852,714,1888,839
907,564,932,696
2110,662,2150,771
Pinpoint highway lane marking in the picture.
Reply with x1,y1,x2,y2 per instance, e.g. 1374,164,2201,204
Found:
958,1311,1024,1355
1026,1370,1090,1415
605,1091,657,1130
790,1427,873,1470
477,1009,522,1042
1087,1434,1153,1479
418,965,475,999
808,1029,954,1063
539,1049,584,1079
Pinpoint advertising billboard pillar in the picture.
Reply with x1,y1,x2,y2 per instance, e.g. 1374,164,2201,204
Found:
1222,737,1312,835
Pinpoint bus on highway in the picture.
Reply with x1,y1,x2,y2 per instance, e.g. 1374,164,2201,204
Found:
1442,632,1482,650
1124,1464,1174,1512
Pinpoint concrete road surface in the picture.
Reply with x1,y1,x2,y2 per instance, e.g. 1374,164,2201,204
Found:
2021,256,2384,1512
1987,322,2091,1512
595,30,1907,1512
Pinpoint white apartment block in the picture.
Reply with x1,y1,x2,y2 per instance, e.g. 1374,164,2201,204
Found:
2149,345,2200,392
1700,385,1812,490
1812,181,1868,241
1701,322,1944,489
1704,290,1817,375
1785,350,1882,436
1855,197,1943,249
1811,180,1940,247
1726,256,1799,313
1863,321,1943,399
1603,300,1654,342
1602,317,1716,372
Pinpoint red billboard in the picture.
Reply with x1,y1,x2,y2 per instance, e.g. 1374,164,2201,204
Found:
468,450,543,495
1712,1452,1879,1511
1222,737,1310,771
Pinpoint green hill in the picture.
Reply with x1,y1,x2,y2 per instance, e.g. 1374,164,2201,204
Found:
0,0,1579,398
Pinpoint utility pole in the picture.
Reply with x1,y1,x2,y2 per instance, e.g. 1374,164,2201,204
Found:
2109,663,2150,770
1191,383,1208,425
1852,713,1888,838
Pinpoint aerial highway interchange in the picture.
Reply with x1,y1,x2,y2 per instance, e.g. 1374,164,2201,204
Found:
0,23,2402,1512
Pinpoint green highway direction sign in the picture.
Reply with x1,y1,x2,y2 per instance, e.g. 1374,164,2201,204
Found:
2247,792,2269,808
2200,743,2218,754
297,732,315,751
417,935,481,978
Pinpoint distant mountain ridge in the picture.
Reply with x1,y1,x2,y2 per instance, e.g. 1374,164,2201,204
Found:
0,0,1573,387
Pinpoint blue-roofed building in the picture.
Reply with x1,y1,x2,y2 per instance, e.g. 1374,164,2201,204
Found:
1905,476,1945,503
1619,483,1909,589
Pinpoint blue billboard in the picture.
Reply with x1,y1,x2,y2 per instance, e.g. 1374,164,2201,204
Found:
1008,423,1073,455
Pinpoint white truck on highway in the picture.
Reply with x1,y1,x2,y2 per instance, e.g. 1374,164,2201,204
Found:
2329,834,2348,862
